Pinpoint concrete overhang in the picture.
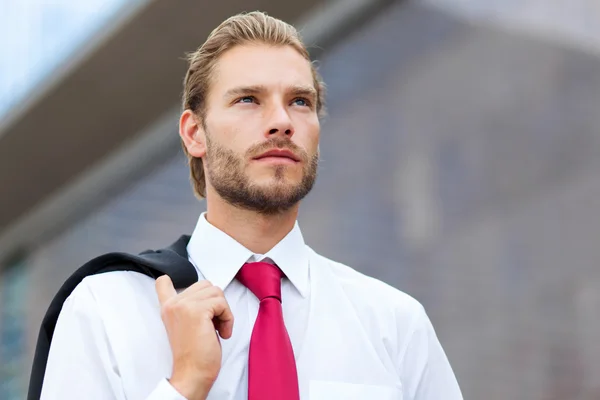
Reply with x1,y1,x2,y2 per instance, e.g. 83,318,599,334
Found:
0,0,333,230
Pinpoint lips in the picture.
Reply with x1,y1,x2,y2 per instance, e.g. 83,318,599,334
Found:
254,149,300,162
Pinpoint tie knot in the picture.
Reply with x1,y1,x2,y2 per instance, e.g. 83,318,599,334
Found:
236,262,283,301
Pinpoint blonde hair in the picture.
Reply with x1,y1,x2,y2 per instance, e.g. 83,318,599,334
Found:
181,11,326,199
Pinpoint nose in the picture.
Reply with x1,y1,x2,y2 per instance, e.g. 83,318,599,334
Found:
265,105,294,138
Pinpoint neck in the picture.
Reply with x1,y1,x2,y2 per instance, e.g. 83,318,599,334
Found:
204,192,299,255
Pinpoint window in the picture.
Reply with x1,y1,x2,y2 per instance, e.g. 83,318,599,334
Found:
0,257,29,400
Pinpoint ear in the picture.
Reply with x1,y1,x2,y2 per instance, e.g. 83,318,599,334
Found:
179,109,207,158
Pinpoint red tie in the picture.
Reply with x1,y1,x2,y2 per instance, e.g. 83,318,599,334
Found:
236,262,300,400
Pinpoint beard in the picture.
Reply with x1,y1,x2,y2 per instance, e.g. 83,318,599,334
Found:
203,132,319,215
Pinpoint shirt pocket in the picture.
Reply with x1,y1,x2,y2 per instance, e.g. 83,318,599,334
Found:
309,380,402,400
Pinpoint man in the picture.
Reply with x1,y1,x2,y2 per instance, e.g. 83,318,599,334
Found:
40,11,462,400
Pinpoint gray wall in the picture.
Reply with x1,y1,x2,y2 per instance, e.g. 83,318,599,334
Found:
8,2,600,398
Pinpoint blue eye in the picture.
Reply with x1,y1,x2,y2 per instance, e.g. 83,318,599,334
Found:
293,98,310,107
237,96,255,104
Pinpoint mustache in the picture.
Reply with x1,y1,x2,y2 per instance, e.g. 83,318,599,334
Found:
247,137,308,161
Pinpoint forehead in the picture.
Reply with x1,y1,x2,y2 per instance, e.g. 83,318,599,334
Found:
210,44,314,94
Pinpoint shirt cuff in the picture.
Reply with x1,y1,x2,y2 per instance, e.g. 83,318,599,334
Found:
145,378,189,400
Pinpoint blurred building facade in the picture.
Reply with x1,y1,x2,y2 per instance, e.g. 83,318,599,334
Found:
2,0,600,399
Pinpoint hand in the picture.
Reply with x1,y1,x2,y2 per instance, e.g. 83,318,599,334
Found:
156,276,234,400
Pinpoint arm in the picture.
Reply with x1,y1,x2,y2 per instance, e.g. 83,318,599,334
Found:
40,281,187,400
398,305,463,400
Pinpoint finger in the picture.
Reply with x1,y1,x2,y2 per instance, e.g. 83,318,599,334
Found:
155,275,177,305
182,285,224,302
178,279,213,298
207,297,234,339
213,318,235,340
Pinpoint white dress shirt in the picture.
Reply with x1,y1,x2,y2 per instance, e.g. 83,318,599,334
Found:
41,213,462,400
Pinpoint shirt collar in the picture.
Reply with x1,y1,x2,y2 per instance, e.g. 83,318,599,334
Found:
186,212,310,298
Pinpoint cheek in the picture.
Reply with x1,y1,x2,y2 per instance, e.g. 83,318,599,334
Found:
210,119,250,152
304,119,320,152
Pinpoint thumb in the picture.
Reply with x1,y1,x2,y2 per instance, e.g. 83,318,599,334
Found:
156,275,177,305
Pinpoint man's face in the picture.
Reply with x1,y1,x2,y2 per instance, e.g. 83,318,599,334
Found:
201,44,320,214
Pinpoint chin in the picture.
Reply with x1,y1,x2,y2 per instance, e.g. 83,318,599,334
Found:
253,176,301,192
256,179,297,190
254,170,298,183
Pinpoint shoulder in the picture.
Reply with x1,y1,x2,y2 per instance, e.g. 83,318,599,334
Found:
307,247,426,325
65,270,159,315
307,247,435,369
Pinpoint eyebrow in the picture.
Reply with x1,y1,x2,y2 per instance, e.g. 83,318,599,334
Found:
289,85,318,101
224,85,317,101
